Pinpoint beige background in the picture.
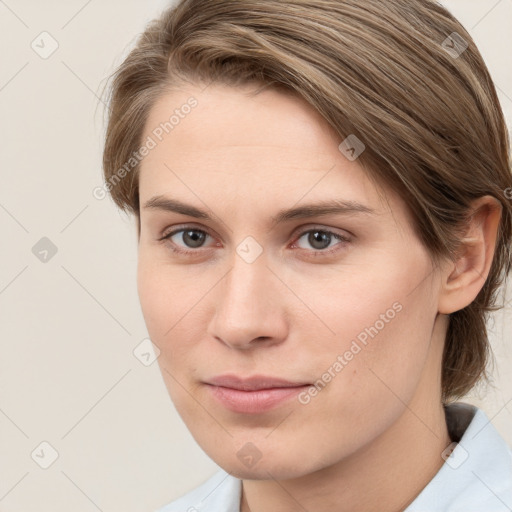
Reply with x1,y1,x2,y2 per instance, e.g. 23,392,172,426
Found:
0,1,511,511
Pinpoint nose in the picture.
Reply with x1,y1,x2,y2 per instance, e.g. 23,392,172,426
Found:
206,255,289,350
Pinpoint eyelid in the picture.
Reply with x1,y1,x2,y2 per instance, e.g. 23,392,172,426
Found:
158,223,215,241
292,224,353,241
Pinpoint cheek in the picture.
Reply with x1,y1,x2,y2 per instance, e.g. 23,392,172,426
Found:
136,249,192,338
136,259,166,337
136,252,209,376
284,262,438,461
137,259,196,408
302,254,437,396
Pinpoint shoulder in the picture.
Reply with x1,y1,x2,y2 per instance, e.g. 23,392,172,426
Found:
154,470,242,512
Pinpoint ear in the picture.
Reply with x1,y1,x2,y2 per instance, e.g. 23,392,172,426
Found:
438,196,502,315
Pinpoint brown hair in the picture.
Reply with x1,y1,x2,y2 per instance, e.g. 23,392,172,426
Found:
101,0,512,402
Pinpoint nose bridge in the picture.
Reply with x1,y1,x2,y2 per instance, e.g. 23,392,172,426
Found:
208,251,287,348
221,254,274,320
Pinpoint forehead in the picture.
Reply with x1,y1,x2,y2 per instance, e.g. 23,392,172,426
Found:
138,82,404,224
142,82,337,165
149,81,332,133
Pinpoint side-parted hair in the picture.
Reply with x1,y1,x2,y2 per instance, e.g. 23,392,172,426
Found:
102,0,512,401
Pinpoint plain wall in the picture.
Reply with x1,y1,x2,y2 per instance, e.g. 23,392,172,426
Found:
0,1,510,511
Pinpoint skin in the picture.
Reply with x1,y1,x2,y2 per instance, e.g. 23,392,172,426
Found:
135,82,501,512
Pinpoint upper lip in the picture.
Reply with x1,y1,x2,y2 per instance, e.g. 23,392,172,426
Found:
205,374,311,391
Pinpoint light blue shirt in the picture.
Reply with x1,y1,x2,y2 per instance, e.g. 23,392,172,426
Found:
156,403,512,512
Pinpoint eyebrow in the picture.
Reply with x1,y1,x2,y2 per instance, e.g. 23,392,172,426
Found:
142,195,376,226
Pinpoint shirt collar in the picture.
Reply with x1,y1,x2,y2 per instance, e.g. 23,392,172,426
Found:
405,402,512,511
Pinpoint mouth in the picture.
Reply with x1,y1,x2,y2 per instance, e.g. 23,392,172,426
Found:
204,374,312,414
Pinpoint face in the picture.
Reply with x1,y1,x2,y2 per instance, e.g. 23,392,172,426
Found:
136,82,444,479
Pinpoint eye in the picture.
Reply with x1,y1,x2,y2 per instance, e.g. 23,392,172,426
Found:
292,228,350,255
159,227,216,255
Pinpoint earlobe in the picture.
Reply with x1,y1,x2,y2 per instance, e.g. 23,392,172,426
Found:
438,196,502,315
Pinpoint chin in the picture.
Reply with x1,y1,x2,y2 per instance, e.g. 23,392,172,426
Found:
224,460,311,481
205,443,324,481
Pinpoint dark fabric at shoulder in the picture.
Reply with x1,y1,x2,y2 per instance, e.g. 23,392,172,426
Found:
444,402,478,442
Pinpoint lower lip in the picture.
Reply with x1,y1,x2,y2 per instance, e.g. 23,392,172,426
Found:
205,384,311,414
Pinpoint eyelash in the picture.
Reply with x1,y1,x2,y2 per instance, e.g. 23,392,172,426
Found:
158,225,351,258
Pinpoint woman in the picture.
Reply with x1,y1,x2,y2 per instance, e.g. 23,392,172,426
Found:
101,0,512,510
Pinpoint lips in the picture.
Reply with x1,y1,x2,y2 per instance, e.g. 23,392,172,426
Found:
204,374,312,413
